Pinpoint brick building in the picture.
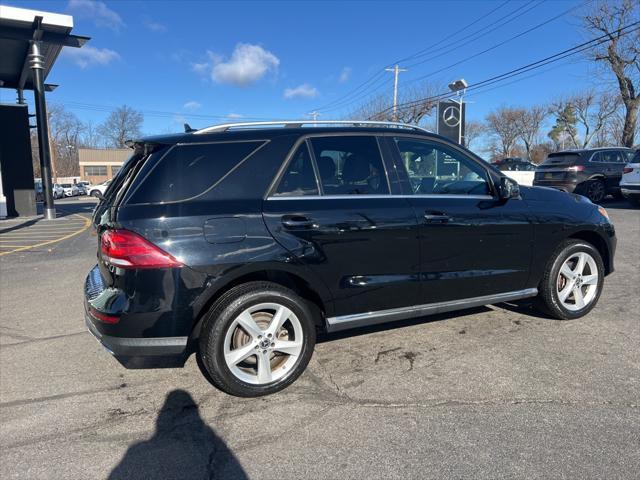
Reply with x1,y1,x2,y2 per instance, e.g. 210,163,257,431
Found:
78,148,130,184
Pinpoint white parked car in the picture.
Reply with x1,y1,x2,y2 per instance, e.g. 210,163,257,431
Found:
52,183,65,199
620,149,640,206
88,180,111,198
60,183,79,197
76,181,91,195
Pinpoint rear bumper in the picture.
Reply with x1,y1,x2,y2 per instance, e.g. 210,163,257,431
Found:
620,184,640,197
84,264,189,369
85,314,188,368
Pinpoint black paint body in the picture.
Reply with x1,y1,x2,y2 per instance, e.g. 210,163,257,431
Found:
84,127,616,368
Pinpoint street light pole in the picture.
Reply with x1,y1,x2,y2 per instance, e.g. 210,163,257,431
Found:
385,64,407,121
30,40,56,220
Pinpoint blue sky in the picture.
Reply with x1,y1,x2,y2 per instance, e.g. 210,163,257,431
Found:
2,0,607,136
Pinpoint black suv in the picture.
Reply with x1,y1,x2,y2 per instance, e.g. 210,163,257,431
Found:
534,147,635,202
85,121,616,397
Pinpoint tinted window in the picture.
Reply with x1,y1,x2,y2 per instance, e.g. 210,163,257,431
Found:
543,153,580,165
394,138,490,195
633,150,640,163
595,151,621,163
310,136,389,195
274,143,318,197
129,141,263,204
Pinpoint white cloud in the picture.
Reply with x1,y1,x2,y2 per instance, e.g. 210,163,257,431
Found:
227,113,243,119
339,67,352,83
67,0,124,31
284,83,319,100
207,44,279,86
183,101,202,111
142,16,167,33
61,45,120,69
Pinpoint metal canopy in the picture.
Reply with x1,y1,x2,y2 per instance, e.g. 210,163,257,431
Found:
0,5,89,92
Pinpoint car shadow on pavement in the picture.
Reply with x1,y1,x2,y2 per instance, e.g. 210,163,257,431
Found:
108,389,247,480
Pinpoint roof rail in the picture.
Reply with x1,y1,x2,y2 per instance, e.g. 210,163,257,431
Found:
194,120,432,135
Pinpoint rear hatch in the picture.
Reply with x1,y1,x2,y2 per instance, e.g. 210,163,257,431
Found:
92,142,170,286
535,152,581,182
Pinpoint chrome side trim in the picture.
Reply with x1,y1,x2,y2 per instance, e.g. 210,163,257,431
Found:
325,288,538,332
267,194,494,201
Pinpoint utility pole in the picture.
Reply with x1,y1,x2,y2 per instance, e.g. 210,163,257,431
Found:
385,64,407,121
308,111,320,121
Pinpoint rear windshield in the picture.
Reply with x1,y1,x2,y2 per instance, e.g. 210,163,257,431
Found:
127,141,265,204
542,153,580,165
633,150,640,163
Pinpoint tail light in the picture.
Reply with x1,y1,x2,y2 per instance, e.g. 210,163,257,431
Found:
623,167,634,174
88,305,120,324
566,165,585,172
100,229,183,269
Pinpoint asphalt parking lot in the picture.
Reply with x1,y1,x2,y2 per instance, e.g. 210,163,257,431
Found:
0,197,638,479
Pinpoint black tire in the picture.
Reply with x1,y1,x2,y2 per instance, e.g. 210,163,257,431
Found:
198,281,316,397
535,239,605,320
584,179,606,203
90,190,100,198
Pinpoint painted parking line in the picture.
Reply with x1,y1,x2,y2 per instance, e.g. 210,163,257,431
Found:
0,214,92,256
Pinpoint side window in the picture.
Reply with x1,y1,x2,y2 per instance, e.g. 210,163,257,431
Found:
128,141,263,204
599,151,619,163
309,136,389,195
273,143,319,197
393,138,490,195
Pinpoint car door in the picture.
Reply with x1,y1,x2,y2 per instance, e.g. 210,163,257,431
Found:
385,136,534,304
593,150,623,190
262,135,421,318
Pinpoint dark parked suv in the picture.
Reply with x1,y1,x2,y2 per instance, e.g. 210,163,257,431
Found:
534,147,635,202
85,121,616,397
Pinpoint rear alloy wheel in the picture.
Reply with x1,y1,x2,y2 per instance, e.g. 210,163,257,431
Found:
198,281,316,397
585,179,606,203
536,240,604,319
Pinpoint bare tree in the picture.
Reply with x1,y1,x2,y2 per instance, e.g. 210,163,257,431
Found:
349,82,442,125
98,105,143,148
463,120,486,150
513,106,547,160
551,91,620,148
485,107,522,157
80,120,102,148
583,0,640,147
47,103,86,177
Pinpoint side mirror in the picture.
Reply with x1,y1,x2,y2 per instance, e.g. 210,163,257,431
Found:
499,176,520,200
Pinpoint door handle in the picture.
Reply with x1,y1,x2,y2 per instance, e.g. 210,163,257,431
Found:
424,213,450,224
281,215,317,229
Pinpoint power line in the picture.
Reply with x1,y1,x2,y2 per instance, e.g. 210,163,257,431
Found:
315,0,582,116
311,0,517,113
53,100,272,122
371,21,640,119
401,0,593,87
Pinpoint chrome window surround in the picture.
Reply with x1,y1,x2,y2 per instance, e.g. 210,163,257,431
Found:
326,288,538,332
266,194,494,201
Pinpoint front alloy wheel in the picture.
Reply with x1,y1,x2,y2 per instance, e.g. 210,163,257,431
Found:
536,239,604,320
556,252,599,311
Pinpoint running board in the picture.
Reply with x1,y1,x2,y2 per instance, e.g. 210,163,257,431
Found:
325,288,538,332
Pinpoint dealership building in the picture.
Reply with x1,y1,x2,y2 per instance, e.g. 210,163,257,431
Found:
78,148,129,184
